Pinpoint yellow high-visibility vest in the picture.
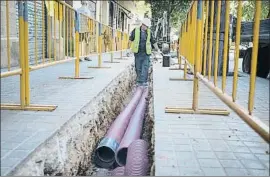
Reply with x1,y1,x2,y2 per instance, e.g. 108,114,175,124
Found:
131,27,152,55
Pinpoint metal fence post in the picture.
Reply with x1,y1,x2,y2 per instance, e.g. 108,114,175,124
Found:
98,23,102,67
213,0,221,86
6,1,11,71
111,29,114,62
19,1,25,108
248,1,261,115
208,1,214,80
192,0,201,111
232,1,242,102
222,1,230,93
75,11,80,77
203,1,209,76
120,32,123,58
178,27,182,69
24,1,30,106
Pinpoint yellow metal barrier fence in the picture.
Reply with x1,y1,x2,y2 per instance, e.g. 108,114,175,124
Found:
88,22,112,69
58,1,94,79
166,0,269,142
113,30,129,60
1,1,57,111
1,0,129,111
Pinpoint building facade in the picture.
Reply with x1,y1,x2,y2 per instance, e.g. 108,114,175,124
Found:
95,0,137,33
0,0,138,69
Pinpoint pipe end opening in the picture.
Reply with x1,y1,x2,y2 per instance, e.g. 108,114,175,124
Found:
116,148,128,166
96,146,115,163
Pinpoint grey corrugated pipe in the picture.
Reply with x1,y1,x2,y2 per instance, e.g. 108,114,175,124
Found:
110,166,125,176
125,139,149,176
115,88,148,166
95,86,144,168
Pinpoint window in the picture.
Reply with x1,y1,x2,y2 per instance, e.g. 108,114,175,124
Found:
121,11,124,31
125,16,127,30
109,1,114,27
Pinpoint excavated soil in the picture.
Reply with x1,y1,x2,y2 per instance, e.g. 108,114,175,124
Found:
141,66,155,176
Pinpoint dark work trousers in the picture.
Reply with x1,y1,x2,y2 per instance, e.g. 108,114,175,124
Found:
134,52,150,85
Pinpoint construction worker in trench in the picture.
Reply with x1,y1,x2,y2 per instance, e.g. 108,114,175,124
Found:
129,18,160,87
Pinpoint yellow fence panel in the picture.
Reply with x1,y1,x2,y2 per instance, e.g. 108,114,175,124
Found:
1,0,130,111
166,0,269,142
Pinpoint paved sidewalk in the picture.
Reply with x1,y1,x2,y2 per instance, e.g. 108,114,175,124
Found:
224,52,269,125
0,51,133,175
153,63,269,176
216,76,269,126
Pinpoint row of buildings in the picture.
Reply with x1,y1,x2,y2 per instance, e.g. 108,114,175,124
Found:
1,0,143,68
71,0,141,34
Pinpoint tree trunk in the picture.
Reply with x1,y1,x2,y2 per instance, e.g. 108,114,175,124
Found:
167,2,171,49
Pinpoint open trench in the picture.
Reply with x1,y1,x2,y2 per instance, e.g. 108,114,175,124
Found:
88,66,155,176
8,63,155,176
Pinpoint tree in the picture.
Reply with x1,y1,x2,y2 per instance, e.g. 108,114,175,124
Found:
230,0,270,21
135,1,151,18
144,0,190,44
170,6,190,29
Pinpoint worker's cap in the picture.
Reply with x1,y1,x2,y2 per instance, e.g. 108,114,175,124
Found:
142,18,151,27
